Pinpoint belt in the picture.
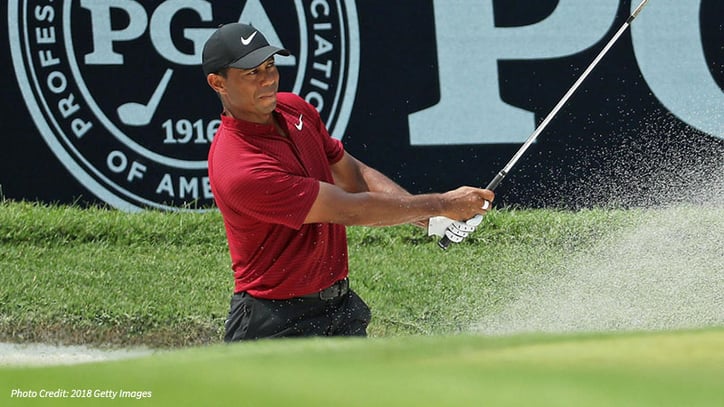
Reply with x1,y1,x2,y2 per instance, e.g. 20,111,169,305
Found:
300,278,349,301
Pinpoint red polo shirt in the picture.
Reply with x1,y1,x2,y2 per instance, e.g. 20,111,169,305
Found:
208,93,349,299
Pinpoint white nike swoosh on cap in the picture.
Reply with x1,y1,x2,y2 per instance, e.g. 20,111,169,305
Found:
241,31,257,46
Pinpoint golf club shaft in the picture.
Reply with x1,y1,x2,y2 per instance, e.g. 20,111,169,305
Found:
439,0,650,250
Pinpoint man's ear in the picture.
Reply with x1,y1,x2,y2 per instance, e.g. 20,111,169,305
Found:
207,73,225,94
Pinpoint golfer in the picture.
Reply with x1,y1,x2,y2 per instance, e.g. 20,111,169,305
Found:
203,23,494,341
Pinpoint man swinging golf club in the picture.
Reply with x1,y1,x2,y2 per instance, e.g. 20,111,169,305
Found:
203,23,494,340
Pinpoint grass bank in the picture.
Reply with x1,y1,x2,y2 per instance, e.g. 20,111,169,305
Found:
0,200,645,347
2,329,723,407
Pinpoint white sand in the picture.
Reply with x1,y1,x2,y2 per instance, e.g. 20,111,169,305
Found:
0,342,152,367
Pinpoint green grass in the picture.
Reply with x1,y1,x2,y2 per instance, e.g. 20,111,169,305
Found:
2,329,722,406
0,202,231,346
1,200,722,406
0,200,642,346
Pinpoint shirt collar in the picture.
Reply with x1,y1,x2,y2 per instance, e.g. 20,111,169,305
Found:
220,112,279,137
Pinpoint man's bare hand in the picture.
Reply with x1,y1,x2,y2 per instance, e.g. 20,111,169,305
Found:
440,186,495,221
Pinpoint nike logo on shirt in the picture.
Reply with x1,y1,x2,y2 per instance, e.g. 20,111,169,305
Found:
240,32,257,46
294,114,303,131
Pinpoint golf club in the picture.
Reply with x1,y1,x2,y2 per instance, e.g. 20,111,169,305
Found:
439,0,651,250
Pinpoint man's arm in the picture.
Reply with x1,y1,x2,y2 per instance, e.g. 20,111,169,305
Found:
330,151,409,195
330,151,424,227
304,151,494,226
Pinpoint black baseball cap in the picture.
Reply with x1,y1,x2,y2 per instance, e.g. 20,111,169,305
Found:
202,23,291,75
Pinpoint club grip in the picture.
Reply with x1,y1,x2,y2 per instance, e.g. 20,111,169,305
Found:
485,171,506,191
437,171,504,250
438,235,453,250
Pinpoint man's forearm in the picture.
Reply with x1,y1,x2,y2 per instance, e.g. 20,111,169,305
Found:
332,190,444,227
359,163,412,196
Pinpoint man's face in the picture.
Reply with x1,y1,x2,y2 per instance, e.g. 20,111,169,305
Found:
210,57,280,123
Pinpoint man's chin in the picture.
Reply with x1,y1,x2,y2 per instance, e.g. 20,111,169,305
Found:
259,95,277,110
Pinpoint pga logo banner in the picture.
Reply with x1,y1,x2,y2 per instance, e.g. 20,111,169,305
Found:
9,0,359,211
410,0,723,145
9,0,722,211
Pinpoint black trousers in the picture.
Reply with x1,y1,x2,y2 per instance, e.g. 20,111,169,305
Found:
224,289,371,341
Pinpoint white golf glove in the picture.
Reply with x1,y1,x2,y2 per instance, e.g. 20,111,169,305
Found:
427,216,476,243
